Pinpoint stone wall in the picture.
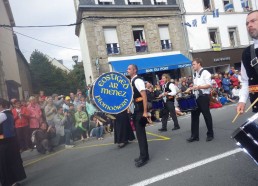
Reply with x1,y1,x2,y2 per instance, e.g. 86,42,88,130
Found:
81,9,186,80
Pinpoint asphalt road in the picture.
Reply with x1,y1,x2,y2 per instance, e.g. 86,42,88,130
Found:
21,103,258,186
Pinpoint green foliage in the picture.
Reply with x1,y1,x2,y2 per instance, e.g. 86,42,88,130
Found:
29,50,86,96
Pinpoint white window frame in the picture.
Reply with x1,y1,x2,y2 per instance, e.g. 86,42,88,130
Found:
103,27,120,55
151,0,167,5
158,25,171,50
228,27,239,47
208,28,221,48
202,0,214,12
95,0,114,5
125,0,143,5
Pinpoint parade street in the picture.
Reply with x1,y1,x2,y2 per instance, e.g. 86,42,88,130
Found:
21,103,258,186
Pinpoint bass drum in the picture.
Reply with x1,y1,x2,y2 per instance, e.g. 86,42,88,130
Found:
232,113,258,165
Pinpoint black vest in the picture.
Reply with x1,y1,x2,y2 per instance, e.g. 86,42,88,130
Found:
132,76,144,111
242,46,258,112
0,110,15,139
164,82,175,101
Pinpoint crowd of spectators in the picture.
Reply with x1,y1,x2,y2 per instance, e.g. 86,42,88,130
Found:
11,88,114,155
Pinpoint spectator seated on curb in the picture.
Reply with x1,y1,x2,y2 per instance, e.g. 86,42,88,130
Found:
209,91,222,109
90,115,104,140
219,93,235,105
33,122,54,154
231,85,240,101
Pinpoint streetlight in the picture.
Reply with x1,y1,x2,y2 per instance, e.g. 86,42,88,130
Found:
72,55,78,65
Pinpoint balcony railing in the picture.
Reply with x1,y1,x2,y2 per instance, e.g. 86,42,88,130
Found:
161,43,172,50
107,46,120,55
135,46,148,53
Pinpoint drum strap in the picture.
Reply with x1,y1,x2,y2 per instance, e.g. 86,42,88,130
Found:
250,44,258,76
194,69,204,78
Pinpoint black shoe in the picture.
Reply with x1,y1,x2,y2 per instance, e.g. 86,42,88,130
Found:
206,136,214,142
158,128,167,132
187,137,199,142
134,157,149,163
118,142,128,148
172,127,180,131
135,158,149,167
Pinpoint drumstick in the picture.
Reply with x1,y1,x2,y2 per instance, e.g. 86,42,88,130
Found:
232,112,240,123
245,97,258,113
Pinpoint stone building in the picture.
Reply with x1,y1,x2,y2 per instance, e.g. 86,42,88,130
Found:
74,0,192,85
0,0,32,100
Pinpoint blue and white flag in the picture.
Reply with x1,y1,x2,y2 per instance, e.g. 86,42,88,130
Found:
241,0,249,8
213,9,219,18
201,15,207,24
184,22,192,27
192,19,197,27
224,3,234,12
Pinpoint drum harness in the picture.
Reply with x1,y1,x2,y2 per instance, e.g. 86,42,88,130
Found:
193,69,205,98
249,44,258,93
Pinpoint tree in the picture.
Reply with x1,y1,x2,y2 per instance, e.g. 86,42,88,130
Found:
29,50,86,96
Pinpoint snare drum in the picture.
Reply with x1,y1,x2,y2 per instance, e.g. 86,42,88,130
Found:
232,113,258,164
177,94,198,112
152,99,164,110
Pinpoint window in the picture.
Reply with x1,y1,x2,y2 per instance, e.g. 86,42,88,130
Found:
158,25,172,50
153,0,167,5
241,0,252,12
103,28,120,55
97,0,113,5
127,0,142,5
223,0,234,12
228,28,239,47
209,28,221,48
203,0,213,11
132,26,147,52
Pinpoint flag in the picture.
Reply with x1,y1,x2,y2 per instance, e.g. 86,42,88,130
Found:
184,22,192,27
192,19,197,27
241,0,248,8
213,9,219,18
224,3,234,12
201,15,207,24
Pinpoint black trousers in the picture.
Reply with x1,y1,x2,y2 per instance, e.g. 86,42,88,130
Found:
190,95,214,138
161,100,179,129
133,112,149,160
15,126,29,151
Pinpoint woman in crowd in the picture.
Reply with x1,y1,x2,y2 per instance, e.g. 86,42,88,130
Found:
12,100,30,152
0,98,26,186
75,105,89,141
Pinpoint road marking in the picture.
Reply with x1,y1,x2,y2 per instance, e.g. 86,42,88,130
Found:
146,132,170,140
130,148,242,186
24,149,66,167
23,132,170,166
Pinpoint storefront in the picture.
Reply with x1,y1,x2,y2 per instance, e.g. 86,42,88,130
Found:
191,48,244,74
109,51,192,84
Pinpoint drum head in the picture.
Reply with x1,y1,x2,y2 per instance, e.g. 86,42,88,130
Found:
92,72,133,114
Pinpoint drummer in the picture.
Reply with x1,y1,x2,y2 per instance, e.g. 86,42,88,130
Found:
187,58,214,143
237,10,258,114
157,74,180,132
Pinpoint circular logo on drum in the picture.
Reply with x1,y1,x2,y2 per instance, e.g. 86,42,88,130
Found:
92,72,133,114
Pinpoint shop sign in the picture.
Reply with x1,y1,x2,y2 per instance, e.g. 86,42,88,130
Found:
214,57,231,62
212,44,221,51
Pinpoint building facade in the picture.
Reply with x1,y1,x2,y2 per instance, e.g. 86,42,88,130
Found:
0,0,32,100
181,0,258,73
75,0,192,85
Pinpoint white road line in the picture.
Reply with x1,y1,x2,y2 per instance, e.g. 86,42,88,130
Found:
130,148,242,186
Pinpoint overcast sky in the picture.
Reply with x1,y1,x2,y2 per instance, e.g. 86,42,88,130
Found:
9,0,81,69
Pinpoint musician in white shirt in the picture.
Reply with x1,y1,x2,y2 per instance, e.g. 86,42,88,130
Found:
187,58,214,142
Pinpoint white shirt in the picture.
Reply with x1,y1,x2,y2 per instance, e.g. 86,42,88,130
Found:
163,82,177,96
0,111,7,124
232,88,240,97
131,75,146,92
193,68,212,95
239,39,258,103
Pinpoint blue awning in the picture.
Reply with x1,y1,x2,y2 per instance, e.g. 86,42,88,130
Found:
109,53,191,75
